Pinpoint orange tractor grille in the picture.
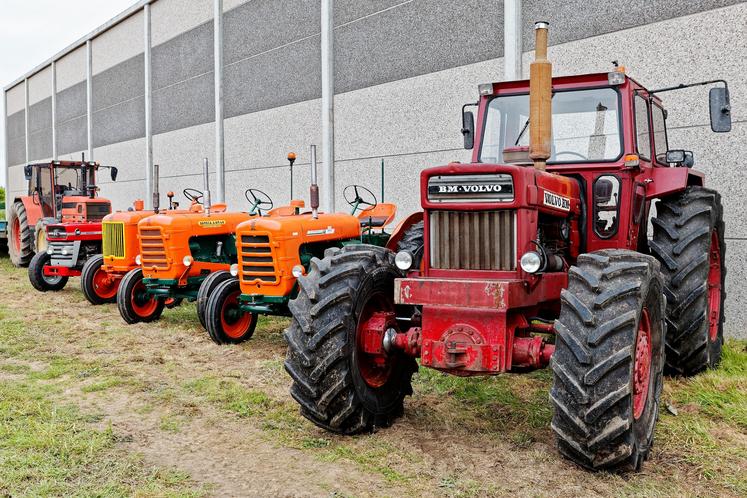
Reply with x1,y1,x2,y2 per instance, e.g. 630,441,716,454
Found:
139,227,169,269
102,221,126,259
429,210,516,270
239,234,278,283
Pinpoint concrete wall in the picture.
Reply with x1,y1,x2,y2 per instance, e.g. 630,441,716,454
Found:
4,0,746,337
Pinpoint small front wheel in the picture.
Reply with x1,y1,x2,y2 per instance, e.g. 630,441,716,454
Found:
196,270,232,328
204,278,257,344
28,251,68,291
117,268,164,324
81,255,119,304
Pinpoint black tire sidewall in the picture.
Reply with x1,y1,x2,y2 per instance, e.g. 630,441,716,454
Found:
29,251,68,291
81,255,115,305
118,268,164,323
348,264,411,417
197,270,232,328
206,278,257,344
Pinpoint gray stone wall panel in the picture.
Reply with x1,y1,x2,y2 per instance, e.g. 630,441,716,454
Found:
152,21,213,90
28,98,52,134
6,110,25,140
28,130,52,161
153,72,214,135
93,96,146,148
7,136,26,166
56,116,87,156
55,81,87,124
92,54,145,111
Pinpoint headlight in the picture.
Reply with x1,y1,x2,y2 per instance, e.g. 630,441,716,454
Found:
75,229,81,235
61,247,69,256
520,251,543,274
183,255,193,266
230,263,239,277
135,254,142,265
291,265,305,278
395,251,413,271
47,246,54,255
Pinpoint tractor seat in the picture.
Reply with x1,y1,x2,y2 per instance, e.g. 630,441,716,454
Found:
212,203,228,213
356,203,396,228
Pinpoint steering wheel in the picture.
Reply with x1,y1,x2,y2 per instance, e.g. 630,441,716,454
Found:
554,150,588,160
244,188,274,215
343,185,377,213
183,188,204,204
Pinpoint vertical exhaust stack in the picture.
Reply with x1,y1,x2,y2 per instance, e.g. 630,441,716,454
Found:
309,145,319,219
202,157,212,216
152,164,160,213
529,21,552,171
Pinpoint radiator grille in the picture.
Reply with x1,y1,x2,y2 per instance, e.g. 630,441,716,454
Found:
102,222,125,259
429,210,516,270
239,234,277,283
139,227,168,269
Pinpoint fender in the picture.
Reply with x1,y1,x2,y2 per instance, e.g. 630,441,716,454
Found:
385,211,423,252
14,195,43,228
636,167,704,200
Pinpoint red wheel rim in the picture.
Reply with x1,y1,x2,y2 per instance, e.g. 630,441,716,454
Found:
92,267,118,300
164,297,177,307
12,218,21,253
633,308,652,420
130,279,159,317
707,231,722,342
356,293,395,389
220,290,253,339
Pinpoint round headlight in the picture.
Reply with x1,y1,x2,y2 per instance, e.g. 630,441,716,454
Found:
47,246,54,255
183,255,193,267
395,251,413,271
61,247,69,256
230,263,239,277
135,254,142,265
520,251,542,274
291,265,305,278
75,229,81,235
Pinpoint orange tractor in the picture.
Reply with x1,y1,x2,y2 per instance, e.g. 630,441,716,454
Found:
80,164,188,305
116,158,291,324
203,145,405,344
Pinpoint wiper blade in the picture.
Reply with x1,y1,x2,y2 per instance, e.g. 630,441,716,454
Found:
513,91,555,146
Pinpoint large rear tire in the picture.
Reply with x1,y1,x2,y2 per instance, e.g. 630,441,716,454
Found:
204,278,257,344
28,251,68,291
649,187,726,375
80,255,119,305
284,245,417,434
8,201,34,267
396,220,424,269
196,270,232,328
117,268,165,324
551,249,665,471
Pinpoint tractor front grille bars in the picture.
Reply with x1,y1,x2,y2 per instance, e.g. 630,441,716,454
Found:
238,233,278,284
139,227,168,269
429,210,516,270
102,222,125,259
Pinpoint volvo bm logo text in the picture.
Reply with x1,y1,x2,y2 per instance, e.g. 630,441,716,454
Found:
437,184,503,194
543,191,571,211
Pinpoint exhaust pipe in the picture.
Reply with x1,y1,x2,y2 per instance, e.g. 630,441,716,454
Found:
529,21,552,171
203,157,212,216
152,164,160,213
309,145,319,219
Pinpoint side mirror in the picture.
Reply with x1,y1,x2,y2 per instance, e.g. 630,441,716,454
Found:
709,87,731,133
461,111,475,150
110,167,118,182
24,165,32,180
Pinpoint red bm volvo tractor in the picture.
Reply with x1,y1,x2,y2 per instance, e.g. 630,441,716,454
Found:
284,22,730,471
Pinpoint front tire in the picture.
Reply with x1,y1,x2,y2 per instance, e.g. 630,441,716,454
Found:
8,201,34,267
551,249,665,471
117,268,164,324
80,255,119,304
649,187,726,375
204,278,257,344
196,270,232,328
284,245,417,434
28,251,69,291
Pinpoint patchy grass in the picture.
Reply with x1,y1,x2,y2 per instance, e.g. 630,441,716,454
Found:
0,377,203,496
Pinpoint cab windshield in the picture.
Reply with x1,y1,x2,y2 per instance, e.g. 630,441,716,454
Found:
479,87,622,164
54,165,95,195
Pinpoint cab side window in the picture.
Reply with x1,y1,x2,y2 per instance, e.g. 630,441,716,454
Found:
652,105,668,164
634,95,651,161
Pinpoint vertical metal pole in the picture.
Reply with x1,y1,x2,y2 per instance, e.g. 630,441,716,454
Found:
321,0,335,212
380,158,384,202
214,0,225,203
309,145,319,219
24,79,29,163
86,40,93,160
202,157,212,215
144,3,153,208
3,91,8,199
51,62,57,160
503,0,523,81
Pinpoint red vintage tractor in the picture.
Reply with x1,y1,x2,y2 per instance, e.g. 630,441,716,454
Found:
20,161,120,293
8,160,116,267
283,22,730,471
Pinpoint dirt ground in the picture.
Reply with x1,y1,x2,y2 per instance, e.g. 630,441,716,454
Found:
0,257,745,497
